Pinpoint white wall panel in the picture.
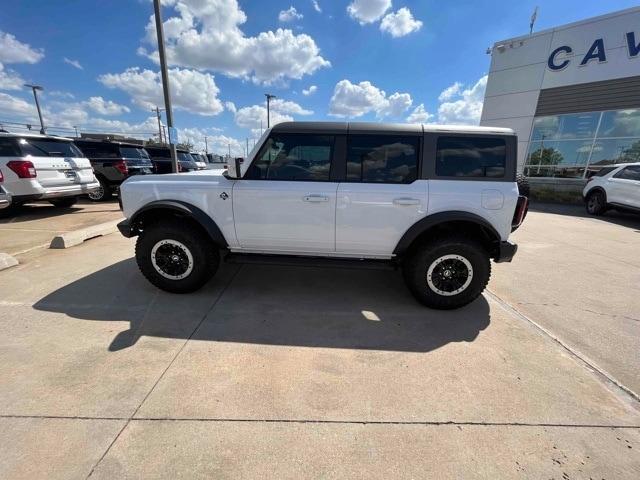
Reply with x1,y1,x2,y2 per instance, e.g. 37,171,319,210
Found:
481,90,540,121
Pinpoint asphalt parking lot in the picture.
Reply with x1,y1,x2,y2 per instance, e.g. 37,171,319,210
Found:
0,203,639,478
0,199,123,256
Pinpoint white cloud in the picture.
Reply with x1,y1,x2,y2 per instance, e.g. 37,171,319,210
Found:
438,81,462,102
224,101,237,113
178,128,245,155
0,31,44,64
302,85,317,96
83,96,130,115
49,91,75,99
347,0,391,24
437,76,487,125
328,79,412,118
0,63,25,91
0,92,35,119
234,98,312,132
312,0,322,13
406,104,433,123
142,0,330,85
99,67,224,116
380,7,422,37
279,6,303,22
63,57,83,70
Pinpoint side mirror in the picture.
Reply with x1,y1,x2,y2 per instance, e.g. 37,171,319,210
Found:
225,157,243,179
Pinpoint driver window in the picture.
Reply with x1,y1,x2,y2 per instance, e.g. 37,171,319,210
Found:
245,134,334,181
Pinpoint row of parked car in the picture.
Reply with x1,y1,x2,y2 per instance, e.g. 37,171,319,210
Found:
0,131,227,215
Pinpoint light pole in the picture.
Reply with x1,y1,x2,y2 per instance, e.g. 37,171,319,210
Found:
153,0,179,173
264,93,276,128
152,106,165,144
25,84,45,134
73,126,79,138
204,136,208,154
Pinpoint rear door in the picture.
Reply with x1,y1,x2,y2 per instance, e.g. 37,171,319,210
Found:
18,138,94,187
335,133,426,256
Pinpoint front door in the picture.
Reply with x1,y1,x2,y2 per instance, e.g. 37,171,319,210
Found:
609,165,640,208
233,133,338,253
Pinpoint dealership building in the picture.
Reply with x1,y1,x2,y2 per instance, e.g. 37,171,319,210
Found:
480,7,640,199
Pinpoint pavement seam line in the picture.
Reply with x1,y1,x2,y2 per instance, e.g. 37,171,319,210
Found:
85,264,243,479
2,414,639,429
486,289,640,404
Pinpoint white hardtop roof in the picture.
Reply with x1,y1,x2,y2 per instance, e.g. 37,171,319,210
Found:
0,131,73,141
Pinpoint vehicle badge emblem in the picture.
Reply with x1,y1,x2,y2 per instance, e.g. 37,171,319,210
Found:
220,192,229,200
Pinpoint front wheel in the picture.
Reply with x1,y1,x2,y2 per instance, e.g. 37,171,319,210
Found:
585,190,607,216
402,236,491,310
135,221,219,293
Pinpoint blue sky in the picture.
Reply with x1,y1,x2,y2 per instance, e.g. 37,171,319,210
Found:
0,0,638,154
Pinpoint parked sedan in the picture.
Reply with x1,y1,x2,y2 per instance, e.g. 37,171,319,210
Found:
583,162,640,215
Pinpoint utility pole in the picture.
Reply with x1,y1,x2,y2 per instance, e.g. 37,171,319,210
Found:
228,143,231,159
152,106,165,144
204,136,209,154
246,138,249,157
264,93,276,128
73,126,79,138
153,0,179,173
25,84,45,134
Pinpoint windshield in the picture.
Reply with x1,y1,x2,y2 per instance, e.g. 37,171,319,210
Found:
178,152,194,162
120,147,150,159
19,138,84,158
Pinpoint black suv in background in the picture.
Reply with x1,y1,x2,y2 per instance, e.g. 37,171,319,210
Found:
145,146,200,174
74,139,153,201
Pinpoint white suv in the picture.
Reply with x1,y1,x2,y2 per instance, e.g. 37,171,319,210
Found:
118,122,528,310
583,163,640,216
0,132,99,213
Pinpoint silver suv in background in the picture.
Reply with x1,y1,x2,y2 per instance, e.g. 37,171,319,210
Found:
0,132,98,214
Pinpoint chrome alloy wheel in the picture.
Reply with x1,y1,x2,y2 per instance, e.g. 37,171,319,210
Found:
151,239,194,280
426,254,474,296
88,185,104,201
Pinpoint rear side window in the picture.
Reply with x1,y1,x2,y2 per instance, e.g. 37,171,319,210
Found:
77,143,119,158
346,135,419,183
19,139,84,158
613,165,640,181
120,147,149,159
0,138,19,156
246,134,333,181
436,136,506,178
592,166,617,177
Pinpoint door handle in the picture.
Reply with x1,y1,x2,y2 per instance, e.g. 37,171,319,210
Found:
303,194,329,202
393,197,421,206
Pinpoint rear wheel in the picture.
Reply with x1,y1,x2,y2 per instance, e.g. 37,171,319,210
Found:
585,190,607,216
88,177,112,202
49,197,78,208
135,220,219,293
403,236,491,310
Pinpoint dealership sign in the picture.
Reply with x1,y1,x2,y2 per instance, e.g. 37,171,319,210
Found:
547,31,640,70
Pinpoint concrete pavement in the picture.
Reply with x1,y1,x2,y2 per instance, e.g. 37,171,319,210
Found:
0,208,639,478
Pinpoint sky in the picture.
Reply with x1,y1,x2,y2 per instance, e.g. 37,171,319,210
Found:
0,0,638,155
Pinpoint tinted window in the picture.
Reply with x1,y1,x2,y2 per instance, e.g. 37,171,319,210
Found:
76,143,119,158
120,147,149,159
0,138,19,156
346,135,418,184
19,138,84,157
146,148,170,159
613,166,640,181
436,136,506,178
246,134,333,181
593,166,617,177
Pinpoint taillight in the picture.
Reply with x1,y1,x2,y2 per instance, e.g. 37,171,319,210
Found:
511,195,529,231
114,159,128,175
7,160,37,178
586,176,594,183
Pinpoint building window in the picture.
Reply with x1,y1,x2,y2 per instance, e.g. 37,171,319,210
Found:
436,136,506,178
525,108,640,178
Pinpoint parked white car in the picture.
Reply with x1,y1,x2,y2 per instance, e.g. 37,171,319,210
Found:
583,162,640,216
118,122,528,310
0,132,99,212
0,168,11,210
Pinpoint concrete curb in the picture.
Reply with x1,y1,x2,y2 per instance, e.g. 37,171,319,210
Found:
50,219,122,249
0,253,19,271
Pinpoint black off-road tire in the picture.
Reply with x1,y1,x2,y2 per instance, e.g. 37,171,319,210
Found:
49,197,78,208
135,220,220,293
402,236,491,310
585,190,607,216
516,173,530,198
88,177,112,202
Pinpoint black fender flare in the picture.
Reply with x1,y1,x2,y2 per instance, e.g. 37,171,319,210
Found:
128,200,228,247
393,211,501,256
